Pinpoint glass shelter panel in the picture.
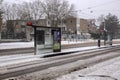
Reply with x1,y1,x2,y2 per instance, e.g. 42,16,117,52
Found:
36,28,53,55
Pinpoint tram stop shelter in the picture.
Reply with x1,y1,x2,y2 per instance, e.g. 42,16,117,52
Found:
33,25,61,55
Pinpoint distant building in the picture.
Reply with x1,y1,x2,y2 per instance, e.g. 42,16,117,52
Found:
3,20,35,41
34,16,97,36
63,17,97,39
3,16,97,40
37,19,49,26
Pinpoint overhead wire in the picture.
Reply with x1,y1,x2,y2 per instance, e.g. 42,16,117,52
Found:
80,0,120,11
76,0,120,19
71,0,120,19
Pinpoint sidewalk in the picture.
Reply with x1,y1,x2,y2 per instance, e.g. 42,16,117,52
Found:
0,41,34,50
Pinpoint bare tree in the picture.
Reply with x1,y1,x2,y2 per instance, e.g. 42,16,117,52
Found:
97,15,105,26
0,0,3,7
40,0,75,27
2,3,19,21
2,0,74,26
11,1,43,21
30,0,44,21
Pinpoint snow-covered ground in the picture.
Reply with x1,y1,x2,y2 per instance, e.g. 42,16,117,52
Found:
0,39,119,72
61,39,97,45
0,39,102,50
0,45,100,67
0,39,119,80
0,41,34,50
0,54,40,67
0,39,120,50
56,55,120,80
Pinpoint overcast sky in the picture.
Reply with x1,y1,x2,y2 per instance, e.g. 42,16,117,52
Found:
3,0,120,20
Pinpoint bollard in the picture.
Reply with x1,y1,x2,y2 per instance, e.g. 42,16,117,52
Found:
98,39,101,47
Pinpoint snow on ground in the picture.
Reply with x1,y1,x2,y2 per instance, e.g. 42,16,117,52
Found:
0,41,34,50
0,40,93,50
0,45,100,67
0,39,98,67
0,40,96,50
56,54,120,80
0,54,41,67
0,39,120,50
61,39,97,45
0,39,101,50
0,39,119,70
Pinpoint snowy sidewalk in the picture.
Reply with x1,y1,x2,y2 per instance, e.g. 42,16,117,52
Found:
0,39,120,50
0,42,34,50
0,39,98,50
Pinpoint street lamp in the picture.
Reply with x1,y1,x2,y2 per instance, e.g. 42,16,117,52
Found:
103,21,107,45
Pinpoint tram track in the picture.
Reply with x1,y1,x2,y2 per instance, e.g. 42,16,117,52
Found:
0,45,120,80
4,46,119,69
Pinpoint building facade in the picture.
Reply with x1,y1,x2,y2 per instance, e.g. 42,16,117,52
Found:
2,20,35,41
3,16,97,40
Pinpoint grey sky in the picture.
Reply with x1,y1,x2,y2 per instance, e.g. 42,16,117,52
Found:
3,0,120,20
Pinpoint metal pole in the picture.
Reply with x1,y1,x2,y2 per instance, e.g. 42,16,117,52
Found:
98,39,101,47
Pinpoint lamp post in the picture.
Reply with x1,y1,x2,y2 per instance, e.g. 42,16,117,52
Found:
103,21,107,45
98,28,101,47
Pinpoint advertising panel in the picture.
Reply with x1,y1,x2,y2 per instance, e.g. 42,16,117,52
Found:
52,29,61,52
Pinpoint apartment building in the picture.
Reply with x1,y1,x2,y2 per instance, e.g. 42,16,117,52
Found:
3,16,97,40
2,20,35,41
17,17,97,35
63,17,97,39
